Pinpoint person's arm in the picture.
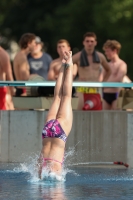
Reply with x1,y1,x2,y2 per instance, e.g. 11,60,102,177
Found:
1,51,15,95
1,52,14,81
99,66,104,82
113,63,127,82
123,75,131,83
47,54,53,71
101,54,111,81
73,64,78,79
47,62,56,80
13,55,29,81
72,52,80,65
123,75,133,89
19,57,30,81
48,55,53,64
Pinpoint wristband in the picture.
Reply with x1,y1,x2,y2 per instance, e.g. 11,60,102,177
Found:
62,62,73,69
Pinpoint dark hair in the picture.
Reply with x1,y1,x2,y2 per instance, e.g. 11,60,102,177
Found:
103,40,121,54
57,39,70,47
19,33,36,49
83,32,97,41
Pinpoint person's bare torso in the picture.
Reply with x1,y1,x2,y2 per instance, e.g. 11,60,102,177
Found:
48,57,77,81
76,51,102,81
0,47,7,80
51,58,62,80
104,59,126,93
42,138,65,170
13,51,29,80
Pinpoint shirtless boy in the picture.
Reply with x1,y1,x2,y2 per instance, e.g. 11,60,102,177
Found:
103,40,127,110
72,32,111,110
48,39,77,80
13,33,36,96
0,46,15,110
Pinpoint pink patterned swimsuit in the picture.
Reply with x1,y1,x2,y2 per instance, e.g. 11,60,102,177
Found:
42,119,67,142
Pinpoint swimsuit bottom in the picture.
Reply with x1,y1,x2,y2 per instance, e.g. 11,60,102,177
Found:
43,158,63,167
42,119,67,142
103,92,119,105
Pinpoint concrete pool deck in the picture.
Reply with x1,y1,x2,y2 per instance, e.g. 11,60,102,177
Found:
0,110,133,168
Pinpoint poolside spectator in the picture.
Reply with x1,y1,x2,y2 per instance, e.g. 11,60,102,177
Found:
102,40,127,110
48,39,77,80
27,36,52,80
0,46,15,110
72,32,111,110
48,39,77,97
13,33,36,96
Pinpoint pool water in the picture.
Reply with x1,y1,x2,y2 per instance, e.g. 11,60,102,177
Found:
0,163,133,200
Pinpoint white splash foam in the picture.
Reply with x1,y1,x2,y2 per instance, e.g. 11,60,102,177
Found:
12,149,79,183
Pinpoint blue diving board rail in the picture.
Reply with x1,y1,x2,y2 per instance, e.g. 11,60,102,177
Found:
0,81,132,88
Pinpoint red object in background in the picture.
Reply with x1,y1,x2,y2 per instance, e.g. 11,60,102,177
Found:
82,93,102,110
22,88,26,94
0,87,7,110
114,161,129,168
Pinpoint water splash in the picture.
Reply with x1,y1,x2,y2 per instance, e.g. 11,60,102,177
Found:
12,148,79,183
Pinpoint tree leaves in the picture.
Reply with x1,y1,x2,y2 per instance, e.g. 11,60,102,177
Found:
1,0,133,77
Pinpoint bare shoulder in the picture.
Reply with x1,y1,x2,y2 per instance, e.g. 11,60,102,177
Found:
119,59,127,68
14,51,27,63
0,47,10,61
15,51,25,59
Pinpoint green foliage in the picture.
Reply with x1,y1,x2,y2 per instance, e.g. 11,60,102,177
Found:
0,0,133,78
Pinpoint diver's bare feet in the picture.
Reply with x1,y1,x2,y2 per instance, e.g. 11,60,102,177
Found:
62,51,73,68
